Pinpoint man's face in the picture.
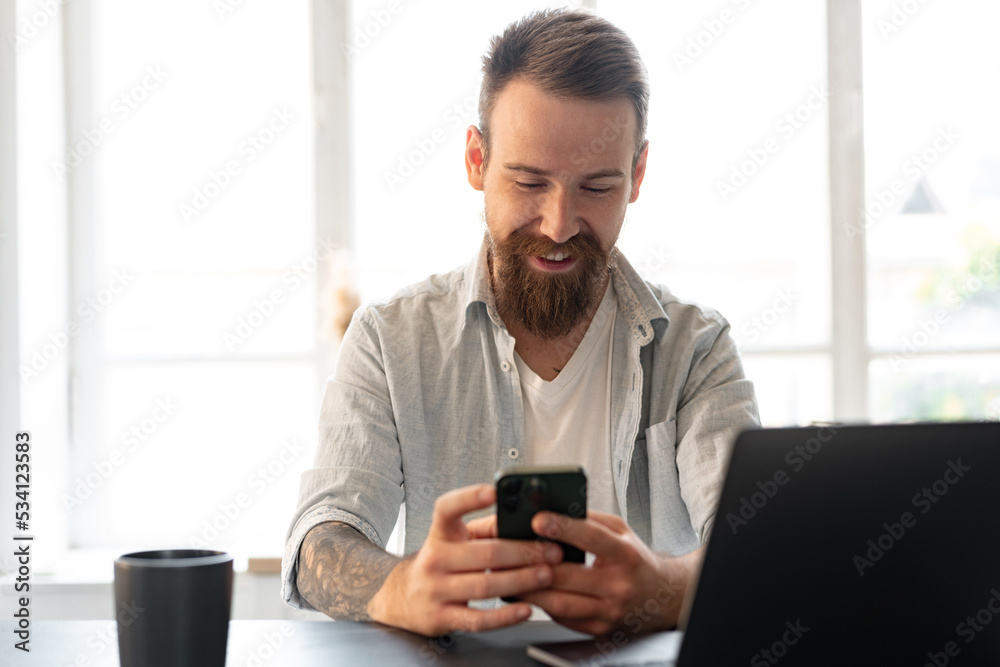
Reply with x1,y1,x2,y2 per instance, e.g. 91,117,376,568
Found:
465,79,648,339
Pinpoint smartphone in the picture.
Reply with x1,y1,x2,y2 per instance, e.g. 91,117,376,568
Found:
495,465,587,564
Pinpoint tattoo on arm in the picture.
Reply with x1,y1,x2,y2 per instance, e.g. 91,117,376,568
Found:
296,521,400,621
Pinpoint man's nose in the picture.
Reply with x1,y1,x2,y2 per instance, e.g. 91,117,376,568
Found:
537,190,579,244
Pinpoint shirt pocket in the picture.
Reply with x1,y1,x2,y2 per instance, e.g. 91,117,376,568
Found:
643,418,698,551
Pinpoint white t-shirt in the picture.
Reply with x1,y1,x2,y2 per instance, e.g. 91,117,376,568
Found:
514,282,621,517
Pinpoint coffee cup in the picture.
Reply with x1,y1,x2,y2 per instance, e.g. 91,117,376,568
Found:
114,549,233,667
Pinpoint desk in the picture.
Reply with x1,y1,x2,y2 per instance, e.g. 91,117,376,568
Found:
3,620,591,665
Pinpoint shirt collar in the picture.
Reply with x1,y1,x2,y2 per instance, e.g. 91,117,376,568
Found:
609,251,669,346
463,240,504,329
462,239,669,344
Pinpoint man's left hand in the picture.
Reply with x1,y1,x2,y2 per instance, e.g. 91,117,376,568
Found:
518,510,703,636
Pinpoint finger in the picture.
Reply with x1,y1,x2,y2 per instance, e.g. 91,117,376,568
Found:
519,588,605,621
465,514,497,539
586,509,629,534
532,512,628,560
430,484,495,540
439,564,554,603
545,614,617,638
547,561,612,596
436,539,562,572
440,602,532,634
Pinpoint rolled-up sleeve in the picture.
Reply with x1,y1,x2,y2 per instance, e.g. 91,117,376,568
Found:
280,308,406,610
674,319,759,545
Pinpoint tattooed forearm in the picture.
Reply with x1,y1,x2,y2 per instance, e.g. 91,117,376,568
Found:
296,521,401,621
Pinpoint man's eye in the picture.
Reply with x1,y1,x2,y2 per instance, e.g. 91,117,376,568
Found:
516,182,545,190
583,186,612,194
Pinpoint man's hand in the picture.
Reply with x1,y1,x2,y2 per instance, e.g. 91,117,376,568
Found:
515,510,703,636
367,484,562,636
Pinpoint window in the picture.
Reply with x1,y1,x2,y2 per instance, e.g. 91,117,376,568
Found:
862,0,1000,422
351,0,832,425
8,0,999,565
349,0,1000,426
16,0,318,565
603,1,831,426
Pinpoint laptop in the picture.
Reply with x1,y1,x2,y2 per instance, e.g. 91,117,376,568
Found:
529,422,1000,666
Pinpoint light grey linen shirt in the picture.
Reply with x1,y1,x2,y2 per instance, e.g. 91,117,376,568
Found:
281,242,759,611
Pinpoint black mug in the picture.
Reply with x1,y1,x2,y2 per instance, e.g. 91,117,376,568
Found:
114,549,233,667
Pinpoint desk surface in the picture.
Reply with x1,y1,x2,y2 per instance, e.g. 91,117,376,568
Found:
4,619,593,665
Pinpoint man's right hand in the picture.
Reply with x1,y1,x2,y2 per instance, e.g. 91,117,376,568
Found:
367,483,562,636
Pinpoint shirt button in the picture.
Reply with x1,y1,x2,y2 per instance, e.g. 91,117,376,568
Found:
507,447,519,460
500,361,511,372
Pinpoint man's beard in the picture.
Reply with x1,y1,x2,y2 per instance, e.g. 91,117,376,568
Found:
487,227,616,340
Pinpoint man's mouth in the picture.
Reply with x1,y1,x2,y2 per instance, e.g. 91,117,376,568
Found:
532,254,578,271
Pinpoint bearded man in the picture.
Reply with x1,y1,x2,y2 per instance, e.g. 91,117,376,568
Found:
281,8,759,638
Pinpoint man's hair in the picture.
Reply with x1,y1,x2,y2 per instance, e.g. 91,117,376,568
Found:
478,8,649,171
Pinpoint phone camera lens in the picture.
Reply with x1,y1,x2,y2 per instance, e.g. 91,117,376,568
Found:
500,478,522,513
526,476,547,508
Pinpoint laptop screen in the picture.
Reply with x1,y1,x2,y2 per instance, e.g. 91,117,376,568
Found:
677,422,1000,666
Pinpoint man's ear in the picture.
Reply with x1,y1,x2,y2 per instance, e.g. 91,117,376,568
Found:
628,140,649,204
465,125,486,191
